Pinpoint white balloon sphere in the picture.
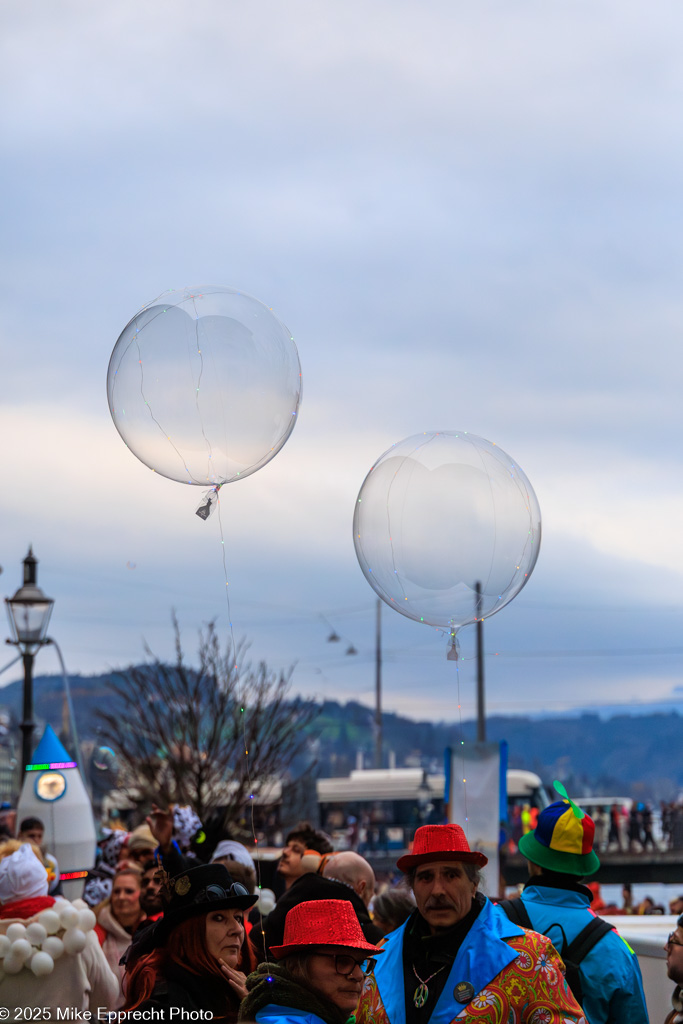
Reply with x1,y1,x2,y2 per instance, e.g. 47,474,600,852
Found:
107,286,302,487
0,935,9,957
3,954,24,974
41,936,64,959
77,908,97,931
30,951,54,977
11,938,33,962
6,923,27,942
26,923,47,946
38,909,61,935
62,927,87,954
354,431,541,633
58,905,79,929
256,888,276,916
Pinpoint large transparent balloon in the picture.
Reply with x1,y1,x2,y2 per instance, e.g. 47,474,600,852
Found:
107,286,302,488
353,431,541,634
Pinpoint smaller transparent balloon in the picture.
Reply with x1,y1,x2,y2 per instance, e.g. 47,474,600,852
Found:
107,286,302,487
353,431,541,633
93,746,117,772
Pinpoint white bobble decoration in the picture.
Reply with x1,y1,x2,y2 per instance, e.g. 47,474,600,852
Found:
0,936,10,957
38,910,61,935
26,923,47,946
6,923,27,942
11,938,33,962
30,951,54,976
77,908,96,931
62,927,87,954
58,905,79,929
41,936,64,959
3,954,24,975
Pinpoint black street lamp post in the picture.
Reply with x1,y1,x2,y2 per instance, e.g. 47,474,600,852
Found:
5,548,54,773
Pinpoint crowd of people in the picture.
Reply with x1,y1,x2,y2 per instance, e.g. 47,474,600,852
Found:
0,795,678,1022
505,800,683,855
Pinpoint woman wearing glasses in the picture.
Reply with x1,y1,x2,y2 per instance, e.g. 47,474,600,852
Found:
665,915,683,1024
122,863,258,1021
240,900,383,1024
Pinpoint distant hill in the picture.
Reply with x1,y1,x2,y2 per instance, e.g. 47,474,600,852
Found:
0,671,679,800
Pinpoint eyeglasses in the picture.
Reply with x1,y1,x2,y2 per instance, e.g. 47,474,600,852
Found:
314,953,375,978
666,933,683,948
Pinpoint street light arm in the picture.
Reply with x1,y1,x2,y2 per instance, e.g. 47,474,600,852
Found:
45,637,83,781
0,652,22,679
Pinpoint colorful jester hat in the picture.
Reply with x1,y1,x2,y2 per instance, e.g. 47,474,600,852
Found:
518,781,600,877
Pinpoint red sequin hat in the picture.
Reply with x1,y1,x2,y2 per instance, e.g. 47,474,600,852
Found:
269,899,385,959
396,824,488,872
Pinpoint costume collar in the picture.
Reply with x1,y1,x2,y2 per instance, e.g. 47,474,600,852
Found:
523,874,593,901
522,882,592,909
374,899,523,1024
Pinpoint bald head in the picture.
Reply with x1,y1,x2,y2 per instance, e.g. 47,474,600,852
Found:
323,851,376,907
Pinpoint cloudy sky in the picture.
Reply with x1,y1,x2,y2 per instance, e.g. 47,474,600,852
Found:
2,1,683,726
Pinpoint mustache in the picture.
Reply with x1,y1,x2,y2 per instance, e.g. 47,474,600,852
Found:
424,896,458,911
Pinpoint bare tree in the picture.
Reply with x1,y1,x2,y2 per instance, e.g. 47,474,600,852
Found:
96,616,319,829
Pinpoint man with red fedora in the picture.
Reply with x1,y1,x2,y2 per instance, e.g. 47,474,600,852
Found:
356,823,587,1024
500,791,648,1024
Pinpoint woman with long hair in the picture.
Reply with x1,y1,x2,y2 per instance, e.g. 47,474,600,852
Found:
123,862,258,1021
94,864,146,1004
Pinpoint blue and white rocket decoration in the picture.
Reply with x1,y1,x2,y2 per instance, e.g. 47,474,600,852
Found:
16,725,96,900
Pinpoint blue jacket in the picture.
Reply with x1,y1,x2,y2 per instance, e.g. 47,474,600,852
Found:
519,884,648,1024
254,1006,329,1024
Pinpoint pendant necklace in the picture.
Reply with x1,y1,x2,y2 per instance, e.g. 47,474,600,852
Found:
412,963,446,1008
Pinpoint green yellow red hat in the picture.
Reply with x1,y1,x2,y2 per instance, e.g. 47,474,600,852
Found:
518,790,600,877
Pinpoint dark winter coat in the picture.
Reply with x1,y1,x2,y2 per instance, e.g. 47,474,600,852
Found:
136,963,240,1022
264,873,382,953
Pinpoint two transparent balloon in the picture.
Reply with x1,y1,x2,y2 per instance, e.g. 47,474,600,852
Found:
353,432,541,655
107,287,302,514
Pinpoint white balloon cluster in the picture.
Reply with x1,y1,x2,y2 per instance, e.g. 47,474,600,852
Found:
0,900,96,978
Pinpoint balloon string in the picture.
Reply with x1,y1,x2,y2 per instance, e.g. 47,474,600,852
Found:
453,640,469,840
215,494,267,958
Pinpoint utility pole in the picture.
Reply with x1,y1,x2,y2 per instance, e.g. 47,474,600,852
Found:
375,598,382,768
475,581,486,742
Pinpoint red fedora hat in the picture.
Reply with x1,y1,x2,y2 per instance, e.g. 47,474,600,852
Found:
269,899,385,959
396,824,488,872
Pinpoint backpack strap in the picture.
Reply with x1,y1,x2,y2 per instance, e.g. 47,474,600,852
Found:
496,898,534,931
563,916,614,965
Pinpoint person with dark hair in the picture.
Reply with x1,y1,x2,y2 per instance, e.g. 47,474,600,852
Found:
665,913,683,1024
139,861,164,919
502,793,647,1024
18,816,61,894
276,822,334,892
123,862,258,1021
371,885,415,936
240,899,383,1024
264,850,382,954
355,823,586,1024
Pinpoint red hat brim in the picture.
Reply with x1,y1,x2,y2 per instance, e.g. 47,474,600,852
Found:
269,937,384,959
396,848,488,872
